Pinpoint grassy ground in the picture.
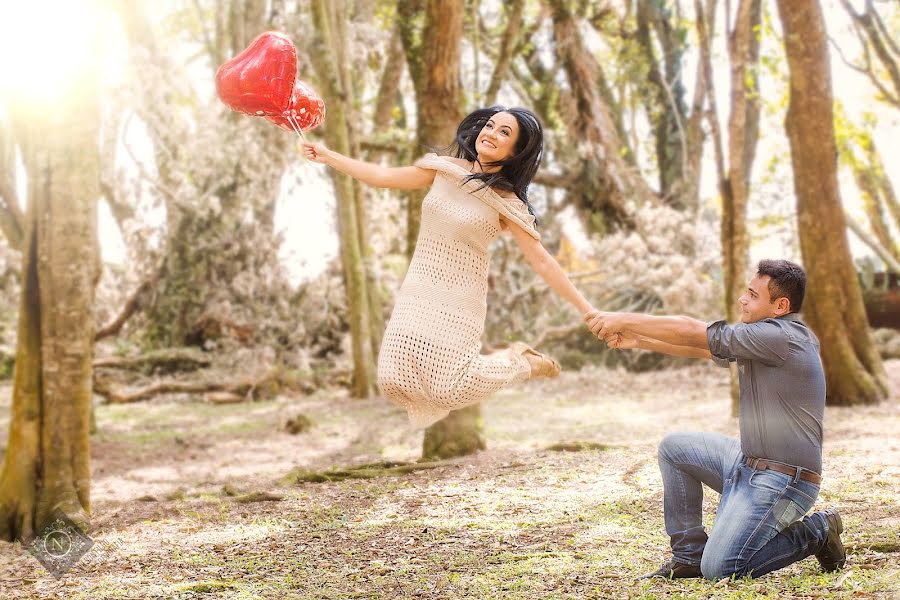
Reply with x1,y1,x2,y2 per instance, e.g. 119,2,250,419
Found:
0,360,898,599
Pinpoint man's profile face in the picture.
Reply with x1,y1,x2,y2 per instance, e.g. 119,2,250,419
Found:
738,274,790,323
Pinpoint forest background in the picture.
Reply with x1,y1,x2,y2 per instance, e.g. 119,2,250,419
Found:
0,0,898,597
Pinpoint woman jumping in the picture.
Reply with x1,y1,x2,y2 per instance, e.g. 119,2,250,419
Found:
302,106,595,427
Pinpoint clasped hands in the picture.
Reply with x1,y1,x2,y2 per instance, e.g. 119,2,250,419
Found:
583,309,636,350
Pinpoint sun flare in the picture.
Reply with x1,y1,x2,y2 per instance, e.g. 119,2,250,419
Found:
0,0,124,111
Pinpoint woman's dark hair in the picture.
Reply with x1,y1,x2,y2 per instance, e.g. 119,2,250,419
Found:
757,259,806,313
447,105,544,221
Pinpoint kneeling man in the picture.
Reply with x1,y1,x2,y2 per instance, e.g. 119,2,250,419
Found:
586,259,845,580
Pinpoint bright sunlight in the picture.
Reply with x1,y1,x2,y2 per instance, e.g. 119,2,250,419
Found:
0,0,124,111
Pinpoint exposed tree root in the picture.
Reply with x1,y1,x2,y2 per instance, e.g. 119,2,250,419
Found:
93,348,211,373
282,460,459,484
93,369,281,404
545,441,614,452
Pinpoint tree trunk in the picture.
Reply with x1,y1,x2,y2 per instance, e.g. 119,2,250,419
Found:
421,405,486,460
722,0,762,416
309,0,378,398
549,0,656,233
373,26,406,131
635,0,690,206
484,0,525,105
0,68,100,541
398,0,486,458
775,0,888,406
398,0,465,257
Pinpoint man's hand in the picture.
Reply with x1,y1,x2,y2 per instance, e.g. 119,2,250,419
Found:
607,332,640,350
584,310,629,340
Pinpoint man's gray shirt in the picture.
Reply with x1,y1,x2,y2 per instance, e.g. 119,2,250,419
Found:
707,313,826,474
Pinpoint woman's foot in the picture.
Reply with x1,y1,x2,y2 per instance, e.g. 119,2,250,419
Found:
510,342,561,378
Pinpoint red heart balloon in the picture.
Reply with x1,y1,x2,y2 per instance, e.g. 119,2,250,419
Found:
215,31,297,116
266,80,326,132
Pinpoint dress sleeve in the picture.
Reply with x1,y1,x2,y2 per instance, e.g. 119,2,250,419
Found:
413,153,541,241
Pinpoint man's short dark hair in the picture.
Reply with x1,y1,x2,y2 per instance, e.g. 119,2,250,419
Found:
757,259,806,313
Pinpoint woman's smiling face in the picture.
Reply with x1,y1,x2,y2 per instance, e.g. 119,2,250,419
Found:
475,111,520,163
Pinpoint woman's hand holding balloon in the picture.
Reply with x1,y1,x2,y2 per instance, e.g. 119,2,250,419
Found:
302,141,331,164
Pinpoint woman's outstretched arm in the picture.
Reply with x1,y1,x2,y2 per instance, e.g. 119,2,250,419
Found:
504,216,594,316
302,142,436,190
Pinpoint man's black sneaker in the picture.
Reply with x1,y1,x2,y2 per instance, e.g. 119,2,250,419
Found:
815,509,846,572
638,559,702,580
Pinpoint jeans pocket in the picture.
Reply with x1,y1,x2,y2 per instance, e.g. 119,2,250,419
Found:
748,469,790,494
784,482,818,510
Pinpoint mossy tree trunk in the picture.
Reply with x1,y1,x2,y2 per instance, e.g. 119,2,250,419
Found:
775,0,889,406
0,69,100,541
422,407,486,460
309,0,378,398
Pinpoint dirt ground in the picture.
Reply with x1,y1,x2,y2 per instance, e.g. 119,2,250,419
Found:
0,360,898,599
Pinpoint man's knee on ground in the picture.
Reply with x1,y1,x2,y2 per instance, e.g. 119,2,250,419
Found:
700,554,750,581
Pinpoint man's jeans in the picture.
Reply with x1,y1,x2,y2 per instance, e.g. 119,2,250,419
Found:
658,431,832,579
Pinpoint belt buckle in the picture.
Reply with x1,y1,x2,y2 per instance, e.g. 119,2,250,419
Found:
747,457,761,470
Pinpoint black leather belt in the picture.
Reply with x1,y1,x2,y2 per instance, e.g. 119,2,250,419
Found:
744,456,822,485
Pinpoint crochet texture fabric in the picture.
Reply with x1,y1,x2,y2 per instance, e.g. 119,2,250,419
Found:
377,153,541,428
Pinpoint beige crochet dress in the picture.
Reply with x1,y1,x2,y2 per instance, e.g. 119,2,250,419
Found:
377,153,541,428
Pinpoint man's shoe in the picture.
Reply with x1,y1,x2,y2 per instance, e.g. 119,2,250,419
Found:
638,559,702,580
815,509,846,572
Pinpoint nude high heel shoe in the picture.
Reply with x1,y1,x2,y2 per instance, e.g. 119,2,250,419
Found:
509,341,561,378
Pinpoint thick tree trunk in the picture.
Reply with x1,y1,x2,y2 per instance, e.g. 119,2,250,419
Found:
775,0,888,406
398,0,465,257
421,406,486,460
398,0,485,458
0,71,100,541
310,0,378,398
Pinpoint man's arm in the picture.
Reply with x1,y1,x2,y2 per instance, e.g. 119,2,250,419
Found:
586,310,710,350
623,335,713,359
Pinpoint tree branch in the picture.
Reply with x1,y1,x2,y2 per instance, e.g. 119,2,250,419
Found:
0,124,23,249
95,276,157,341
533,171,575,189
845,214,900,274
484,0,526,105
